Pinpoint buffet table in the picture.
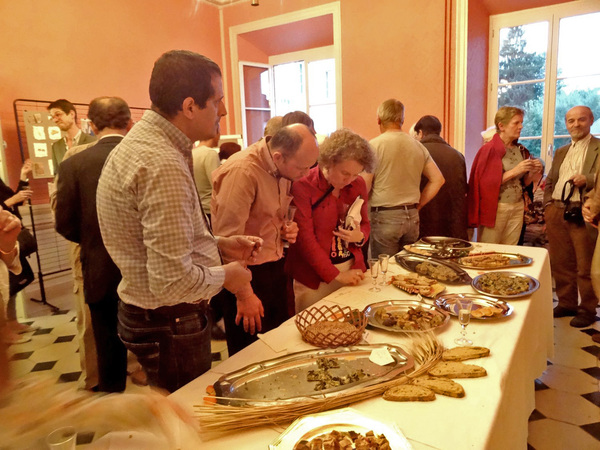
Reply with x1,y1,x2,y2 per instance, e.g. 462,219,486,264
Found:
170,243,553,449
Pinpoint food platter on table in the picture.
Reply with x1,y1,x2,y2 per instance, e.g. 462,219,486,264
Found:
270,408,412,450
435,293,513,319
363,300,450,333
403,236,473,259
395,253,472,284
454,252,533,270
391,273,446,298
472,271,540,299
213,344,414,406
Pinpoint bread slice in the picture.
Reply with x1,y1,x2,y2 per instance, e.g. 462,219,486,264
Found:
442,346,490,361
383,384,436,402
428,361,487,378
411,376,465,398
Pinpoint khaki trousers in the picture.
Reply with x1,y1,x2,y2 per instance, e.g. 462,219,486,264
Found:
478,200,524,245
545,203,598,315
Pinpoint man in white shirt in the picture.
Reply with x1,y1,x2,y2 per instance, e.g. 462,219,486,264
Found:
544,105,600,328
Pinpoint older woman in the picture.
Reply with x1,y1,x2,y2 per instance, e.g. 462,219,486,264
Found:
468,106,543,244
286,129,376,312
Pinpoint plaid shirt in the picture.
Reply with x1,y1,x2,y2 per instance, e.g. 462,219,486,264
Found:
97,110,224,309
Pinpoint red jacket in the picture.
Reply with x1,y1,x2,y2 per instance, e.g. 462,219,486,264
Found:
285,167,370,289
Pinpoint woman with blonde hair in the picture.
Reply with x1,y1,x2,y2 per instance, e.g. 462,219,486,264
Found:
468,106,543,244
286,128,375,312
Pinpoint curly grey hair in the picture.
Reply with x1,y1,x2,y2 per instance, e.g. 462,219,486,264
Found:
318,128,376,173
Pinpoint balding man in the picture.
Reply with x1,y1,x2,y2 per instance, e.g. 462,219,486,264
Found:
212,124,319,354
545,106,599,328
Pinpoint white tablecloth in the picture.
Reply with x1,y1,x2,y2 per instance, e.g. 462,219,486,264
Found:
170,243,553,450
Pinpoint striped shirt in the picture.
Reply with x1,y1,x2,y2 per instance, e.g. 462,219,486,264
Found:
96,110,224,309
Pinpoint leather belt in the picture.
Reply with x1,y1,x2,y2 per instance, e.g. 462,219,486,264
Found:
371,204,418,212
121,300,208,321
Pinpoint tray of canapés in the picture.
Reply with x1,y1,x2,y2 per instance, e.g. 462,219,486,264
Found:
435,293,513,319
471,271,539,299
453,252,533,269
363,300,450,333
403,236,473,259
395,253,471,284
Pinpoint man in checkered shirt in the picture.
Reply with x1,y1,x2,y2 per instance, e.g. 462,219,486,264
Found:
97,50,262,392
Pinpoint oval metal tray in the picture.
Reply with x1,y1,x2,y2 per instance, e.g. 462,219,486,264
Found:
214,344,414,406
455,252,533,269
395,253,472,284
363,300,450,333
472,271,540,299
420,236,473,249
435,293,513,319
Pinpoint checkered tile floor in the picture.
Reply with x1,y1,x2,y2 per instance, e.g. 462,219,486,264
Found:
6,300,599,449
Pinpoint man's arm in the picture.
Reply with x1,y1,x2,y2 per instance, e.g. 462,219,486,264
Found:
418,160,445,209
54,159,82,243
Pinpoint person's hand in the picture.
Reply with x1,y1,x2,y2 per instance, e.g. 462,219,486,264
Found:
0,211,21,254
335,269,365,286
20,159,32,181
222,261,252,293
218,235,263,264
7,189,33,206
234,285,264,334
514,159,538,175
282,221,299,244
530,158,543,174
582,200,597,227
570,174,587,188
332,220,364,244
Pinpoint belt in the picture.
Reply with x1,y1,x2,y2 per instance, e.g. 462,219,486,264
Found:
371,204,418,212
121,300,208,320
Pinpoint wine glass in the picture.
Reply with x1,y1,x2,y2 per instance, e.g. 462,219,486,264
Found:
378,254,389,285
283,205,297,247
455,298,473,346
368,258,380,292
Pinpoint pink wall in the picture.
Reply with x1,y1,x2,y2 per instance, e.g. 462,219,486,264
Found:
0,0,222,200
465,0,491,170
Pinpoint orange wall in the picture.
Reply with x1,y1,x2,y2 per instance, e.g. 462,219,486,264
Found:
465,0,491,169
0,0,222,198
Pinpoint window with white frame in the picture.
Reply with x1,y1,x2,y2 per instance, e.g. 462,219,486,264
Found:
488,1,600,165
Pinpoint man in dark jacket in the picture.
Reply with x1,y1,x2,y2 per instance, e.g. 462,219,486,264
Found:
415,115,468,239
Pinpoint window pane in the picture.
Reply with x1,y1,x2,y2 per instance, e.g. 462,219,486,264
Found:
243,65,270,109
519,138,542,159
497,81,545,137
553,137,571,154
309,104,336,136
498,22,548,83
273,61,305,115
557,12,600,78
308,59,335,105
554,75,600,135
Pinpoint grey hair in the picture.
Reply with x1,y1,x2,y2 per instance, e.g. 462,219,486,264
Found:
377,99,405,126
318,128,376,173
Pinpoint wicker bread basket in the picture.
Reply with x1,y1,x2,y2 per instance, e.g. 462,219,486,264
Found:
295,304,368,348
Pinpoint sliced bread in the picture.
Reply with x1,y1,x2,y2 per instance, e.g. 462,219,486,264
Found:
428,361,487,378
442,346,491,361
383,384,436,402
411,376,465,398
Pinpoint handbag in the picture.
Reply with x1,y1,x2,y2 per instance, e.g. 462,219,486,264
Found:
561,181,584,224
18,226,37,257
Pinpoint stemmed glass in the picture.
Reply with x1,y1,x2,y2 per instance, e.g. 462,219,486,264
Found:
368,258,380,292
378,254,389,286
283,205,297,247
455,298,473,346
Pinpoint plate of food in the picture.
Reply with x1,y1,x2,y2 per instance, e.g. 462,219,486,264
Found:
403,237,473,259
455,252,533,269
391,273,446,298
214,344,414,406
270,408,412,449
395,254,471,284
471,271,539,299
363,300,450,333
435,293,513,319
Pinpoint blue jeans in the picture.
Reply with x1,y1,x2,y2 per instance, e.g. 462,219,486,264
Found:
369,208,420,257
117,300,211,393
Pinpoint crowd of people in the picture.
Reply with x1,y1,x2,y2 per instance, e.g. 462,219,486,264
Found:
1,49,598,398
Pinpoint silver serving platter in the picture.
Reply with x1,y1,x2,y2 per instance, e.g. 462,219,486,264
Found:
270,408,412,450
435,293,513,319
395,253,472,284
403,242,472,259
363,300,450,333
420,236,473,248
214,344,414,406
455,252,533,269
472,271,540,299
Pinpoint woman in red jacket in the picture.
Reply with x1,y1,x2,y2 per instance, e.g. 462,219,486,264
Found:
468,106,543,244
286,128,375,313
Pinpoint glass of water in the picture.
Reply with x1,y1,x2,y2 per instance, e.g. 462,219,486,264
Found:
454,298,473,346
368,258,380,292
